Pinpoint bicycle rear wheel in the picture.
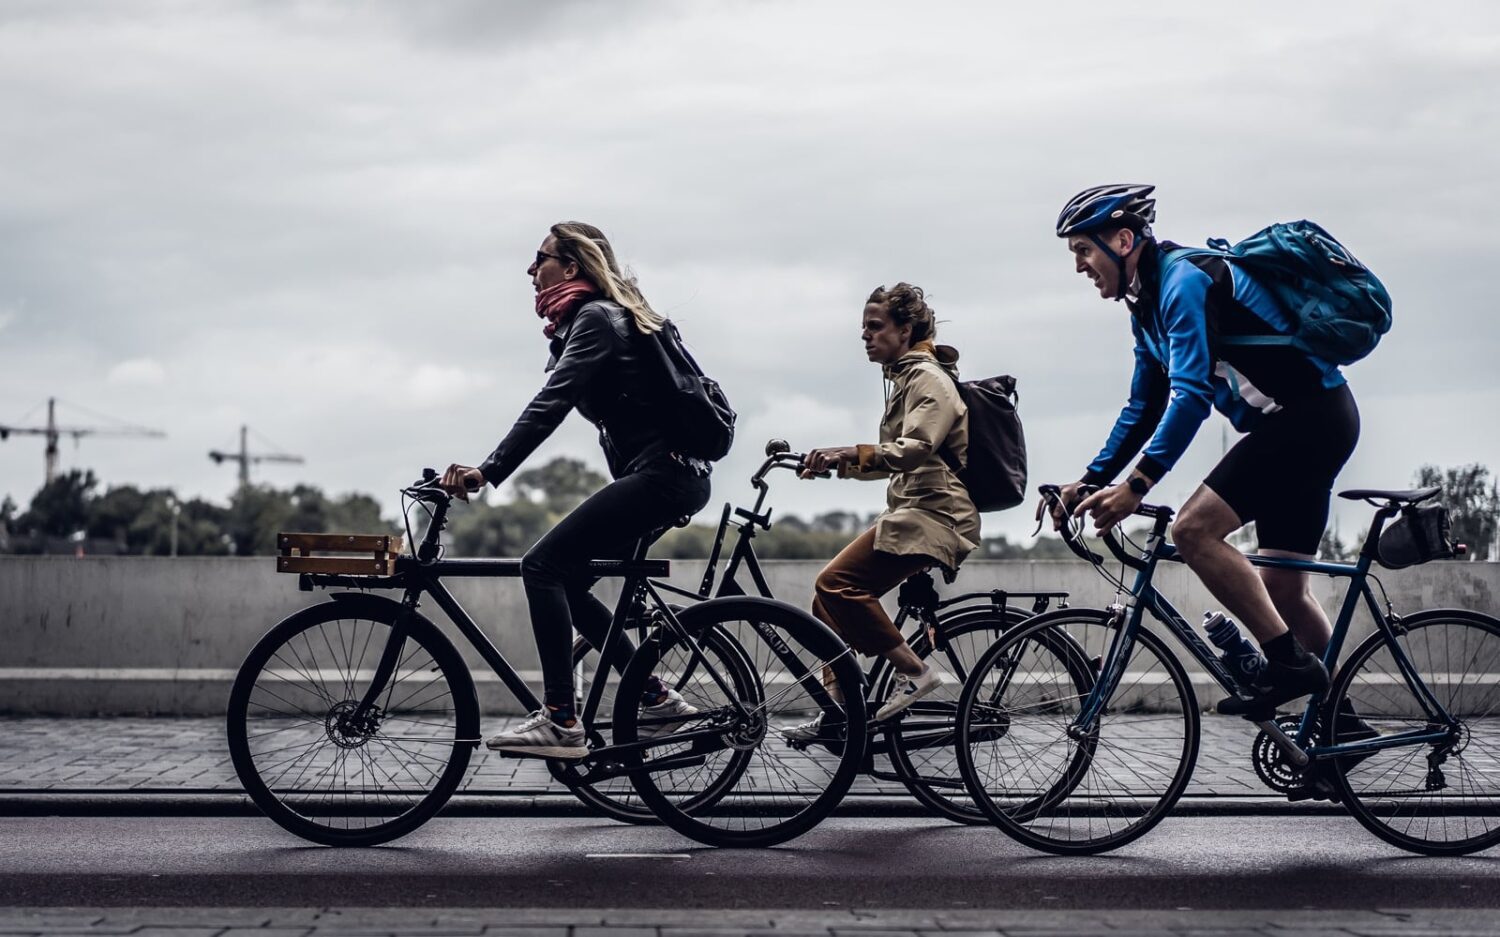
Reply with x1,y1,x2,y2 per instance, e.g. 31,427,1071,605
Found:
616,597,867,848
956,608,1199,855
1328,609,1500,855
226,596,478,846
879,604,1031,825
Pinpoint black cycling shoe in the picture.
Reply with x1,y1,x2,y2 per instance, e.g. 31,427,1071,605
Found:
1217,655,1330,718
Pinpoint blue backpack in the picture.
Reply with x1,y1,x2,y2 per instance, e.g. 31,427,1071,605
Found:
1172,220,1393,365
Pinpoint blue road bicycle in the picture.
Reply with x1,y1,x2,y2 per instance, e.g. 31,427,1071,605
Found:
955,484,1500,855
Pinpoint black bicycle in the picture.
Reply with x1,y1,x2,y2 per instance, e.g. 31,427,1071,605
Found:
581,439,1066,826
226,469,867,849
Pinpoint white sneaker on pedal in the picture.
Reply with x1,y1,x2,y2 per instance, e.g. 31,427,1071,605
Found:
876,666,944,721
485,709,588,760
638,688,699,739
780,712,826,742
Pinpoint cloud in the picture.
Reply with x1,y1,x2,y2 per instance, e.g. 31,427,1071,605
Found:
0,1,1498,543
106,357,167,386
403,363,493,408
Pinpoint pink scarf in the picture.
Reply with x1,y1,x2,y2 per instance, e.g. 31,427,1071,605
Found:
535,279,600,339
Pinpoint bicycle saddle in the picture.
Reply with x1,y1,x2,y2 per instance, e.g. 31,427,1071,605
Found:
1337,486,1440,504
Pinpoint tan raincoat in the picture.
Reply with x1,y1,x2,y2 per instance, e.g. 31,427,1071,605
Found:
840,341,980,571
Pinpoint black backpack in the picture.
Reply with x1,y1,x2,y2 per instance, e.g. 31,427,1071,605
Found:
648,319,737,461
936,368,1027,512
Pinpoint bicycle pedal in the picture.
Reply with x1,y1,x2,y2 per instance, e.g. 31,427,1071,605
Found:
488,747,591,763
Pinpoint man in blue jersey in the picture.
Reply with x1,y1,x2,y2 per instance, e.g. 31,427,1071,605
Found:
1045,184,1361,716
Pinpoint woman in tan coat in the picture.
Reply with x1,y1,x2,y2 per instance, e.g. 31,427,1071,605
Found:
787,283,980,737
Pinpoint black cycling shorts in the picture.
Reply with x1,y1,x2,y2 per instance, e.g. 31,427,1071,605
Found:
1203,383,1359,555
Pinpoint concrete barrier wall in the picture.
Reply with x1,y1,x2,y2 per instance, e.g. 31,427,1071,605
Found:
2,556,1497,715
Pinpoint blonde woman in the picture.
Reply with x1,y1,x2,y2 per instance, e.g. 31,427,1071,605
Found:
440,222,711,758
789,283,980,736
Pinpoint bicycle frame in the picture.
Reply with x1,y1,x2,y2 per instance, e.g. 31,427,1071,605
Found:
297,499,781,783
1069,500,1460,766
657,452,1068,783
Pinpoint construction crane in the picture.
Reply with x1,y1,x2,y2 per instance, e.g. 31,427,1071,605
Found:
0,397,166,485
209,425,305,487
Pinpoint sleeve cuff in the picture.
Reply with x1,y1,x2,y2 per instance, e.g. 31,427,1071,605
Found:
479,460,503,488
1133,457,1167,484
1080,468,1112,487
855,444,882,472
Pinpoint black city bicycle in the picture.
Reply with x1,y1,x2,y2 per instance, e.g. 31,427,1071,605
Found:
956,483,1500,856
226,470,867,849
591,439,1067,826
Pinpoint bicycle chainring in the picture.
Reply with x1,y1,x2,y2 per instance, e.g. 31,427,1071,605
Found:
1252,714,1309,794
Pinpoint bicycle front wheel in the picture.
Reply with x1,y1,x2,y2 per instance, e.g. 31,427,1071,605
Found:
879,603,1031,825
956,608,1199,855
550,626,754,825
616,597,867,848
226,596,479,846
1328,609,1500,855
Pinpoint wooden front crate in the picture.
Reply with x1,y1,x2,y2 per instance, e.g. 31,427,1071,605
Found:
276,532,405,576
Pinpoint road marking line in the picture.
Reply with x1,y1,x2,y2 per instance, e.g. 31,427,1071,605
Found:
584,853,691,859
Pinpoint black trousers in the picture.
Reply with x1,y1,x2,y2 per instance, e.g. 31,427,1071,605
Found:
520,462,711,708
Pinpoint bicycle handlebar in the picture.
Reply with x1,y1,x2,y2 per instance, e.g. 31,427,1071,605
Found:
751,441,829,491
1036,485,1109,566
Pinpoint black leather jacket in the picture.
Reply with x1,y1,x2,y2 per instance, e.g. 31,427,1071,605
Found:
479,300,708,485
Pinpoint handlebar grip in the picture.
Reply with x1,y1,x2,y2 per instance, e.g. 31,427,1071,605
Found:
1037,485,1107,565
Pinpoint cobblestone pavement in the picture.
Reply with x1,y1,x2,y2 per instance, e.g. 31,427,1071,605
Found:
0,716,1272,798
0,907,1496,936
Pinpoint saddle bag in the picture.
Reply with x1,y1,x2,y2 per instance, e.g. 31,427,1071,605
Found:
1376,502,1456,569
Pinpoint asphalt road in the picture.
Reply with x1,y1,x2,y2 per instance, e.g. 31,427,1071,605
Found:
3,815,1499,910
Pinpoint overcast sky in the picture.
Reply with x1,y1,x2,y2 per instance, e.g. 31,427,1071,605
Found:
2,1,1498,545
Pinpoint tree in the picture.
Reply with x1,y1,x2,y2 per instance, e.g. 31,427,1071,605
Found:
226,484,398,556
1415,464,1500,560
445,457,608,557
1318,526,1357,563
0,495,15,552
14,469,97,538
511,458,607,514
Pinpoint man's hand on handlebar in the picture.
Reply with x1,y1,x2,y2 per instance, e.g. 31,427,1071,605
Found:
801,446,856,479
1074,481,1144,534
438,464,485,502
1036,481,1087,531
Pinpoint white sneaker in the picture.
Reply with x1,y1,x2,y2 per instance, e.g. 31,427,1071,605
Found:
780,712,826,742
638,688,700,739
876,667,944,721
485,709,588,760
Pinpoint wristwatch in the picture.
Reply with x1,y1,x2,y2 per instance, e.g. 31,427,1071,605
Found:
1127,476,1151,497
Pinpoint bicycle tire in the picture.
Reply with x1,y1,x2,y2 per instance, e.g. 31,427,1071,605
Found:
550,625,757,825
1326,608,1500,856
616,597,867,848
226,595,479,847
956,608,1200,855
877,603,1032,825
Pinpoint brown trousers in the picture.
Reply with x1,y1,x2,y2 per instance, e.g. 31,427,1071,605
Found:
811,527,932,656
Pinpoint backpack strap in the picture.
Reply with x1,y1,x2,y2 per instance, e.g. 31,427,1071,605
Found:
911,359,967,476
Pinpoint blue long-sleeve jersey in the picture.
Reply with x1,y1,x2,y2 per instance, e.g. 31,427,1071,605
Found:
1082,239,1346,486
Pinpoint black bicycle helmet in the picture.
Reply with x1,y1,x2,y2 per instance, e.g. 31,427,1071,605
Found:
1057,184,1157,301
